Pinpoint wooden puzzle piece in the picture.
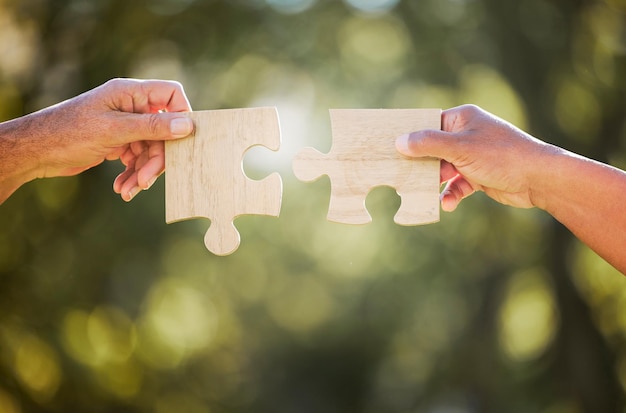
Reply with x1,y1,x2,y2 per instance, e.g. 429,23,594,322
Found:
165,107,282,255
292,109,441,225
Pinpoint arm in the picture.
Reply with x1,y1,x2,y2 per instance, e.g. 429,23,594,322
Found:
396,104,626,274
0,78,194,204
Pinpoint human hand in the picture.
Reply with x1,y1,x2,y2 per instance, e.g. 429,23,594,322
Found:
32,78,194,201
395,104,559,212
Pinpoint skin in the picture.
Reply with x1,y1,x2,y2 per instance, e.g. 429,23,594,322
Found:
396,104,626,274
0,78,194,203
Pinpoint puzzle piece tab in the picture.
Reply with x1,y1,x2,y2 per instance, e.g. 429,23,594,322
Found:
292,109,441,225
165,107,282,255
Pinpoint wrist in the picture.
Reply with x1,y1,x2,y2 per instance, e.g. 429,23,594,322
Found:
526,143,569,212
0,113,45,198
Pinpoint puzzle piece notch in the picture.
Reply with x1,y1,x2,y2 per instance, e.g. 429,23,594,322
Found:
293,108,441,226
165,107,282,255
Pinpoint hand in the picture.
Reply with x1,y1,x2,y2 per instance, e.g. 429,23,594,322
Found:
30,78,194,201
396,104,558,212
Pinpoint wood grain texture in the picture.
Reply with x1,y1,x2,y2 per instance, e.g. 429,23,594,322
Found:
293,108,441,225
165,107,282,255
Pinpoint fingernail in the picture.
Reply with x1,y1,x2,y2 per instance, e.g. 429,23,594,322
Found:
127,186,141,201
145,176,157,190
395,134,410,155
439,190,448,202
170,117,194,138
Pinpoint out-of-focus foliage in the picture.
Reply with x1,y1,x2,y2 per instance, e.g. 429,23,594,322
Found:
1,0,626,412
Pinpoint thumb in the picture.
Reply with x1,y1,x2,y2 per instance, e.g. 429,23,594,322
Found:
395,129,456,161
113,112,195,144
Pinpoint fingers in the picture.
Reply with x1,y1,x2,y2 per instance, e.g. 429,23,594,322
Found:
98,78,195,146
113,150,140,201
104,78,193,113
136,147,165,189
116,174,141,202
114,169,162,202
395,105,486,212
113,141,165,202
395,104,482,160
113,170,136,201
114,166,152,202
110,112,194,146
440,104,481,133
396,129,459,161
396,141,477,212
137,79,193,113
440,174,476,212
109,94,192,199
440,160,458,184
439,160,478,211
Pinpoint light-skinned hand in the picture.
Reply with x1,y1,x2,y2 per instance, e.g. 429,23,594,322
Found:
0,78,194,203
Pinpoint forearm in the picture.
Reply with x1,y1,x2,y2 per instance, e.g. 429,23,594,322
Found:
0,113,45,203
532,148,626,273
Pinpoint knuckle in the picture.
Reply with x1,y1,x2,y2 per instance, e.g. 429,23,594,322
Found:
459,104,481,116
103,78,136,96
147,113,162,137
166,79,182,88
105,77,125,89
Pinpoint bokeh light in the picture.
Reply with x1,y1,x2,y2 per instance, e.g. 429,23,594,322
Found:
138,277,219,366
498,269,559,362
12,331,62,403
343,0,400,14
266,0,317,14
553,76,601,142
337,14,411,82
1,1,625,412
0,387,20,413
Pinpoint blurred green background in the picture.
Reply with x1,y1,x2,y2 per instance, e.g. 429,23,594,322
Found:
1,0,626,412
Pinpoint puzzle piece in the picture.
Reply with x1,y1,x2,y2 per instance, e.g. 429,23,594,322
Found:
165,107,282,255
292,109,441,225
